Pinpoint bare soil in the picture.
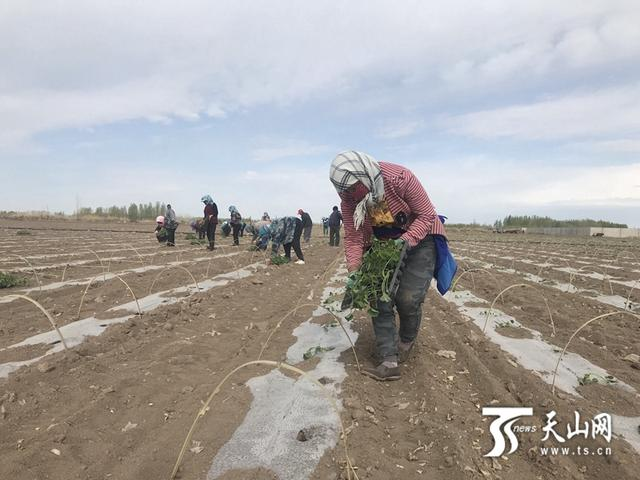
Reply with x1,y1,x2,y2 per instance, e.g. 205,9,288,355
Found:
1,222,639,480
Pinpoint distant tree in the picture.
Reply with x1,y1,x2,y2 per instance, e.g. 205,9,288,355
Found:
502,214,626,228
127,203,139,222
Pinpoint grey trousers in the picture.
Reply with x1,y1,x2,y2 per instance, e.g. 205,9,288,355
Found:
371,235,436,360
329,226,340,246
303,226,312,242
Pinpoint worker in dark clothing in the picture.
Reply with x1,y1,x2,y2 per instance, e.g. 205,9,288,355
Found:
164,204,178,246
328,206,343,246
201,195,218,250
229,205,242,246
298,208,313,243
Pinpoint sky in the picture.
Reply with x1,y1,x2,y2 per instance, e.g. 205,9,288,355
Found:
1,0,640,226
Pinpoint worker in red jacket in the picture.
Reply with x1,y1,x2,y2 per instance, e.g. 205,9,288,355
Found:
330,150,446,381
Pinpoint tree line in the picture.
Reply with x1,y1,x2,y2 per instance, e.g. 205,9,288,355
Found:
76,202,167,222
494,215,627,230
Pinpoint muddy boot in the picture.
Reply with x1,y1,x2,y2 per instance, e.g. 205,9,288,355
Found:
207,241,215,251
362,358,400,381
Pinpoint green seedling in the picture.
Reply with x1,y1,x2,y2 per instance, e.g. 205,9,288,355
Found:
322,321,339,331
323,293,342,305
303,345,335,360
270,255,290,265
578,373,617,386
347,239,403,316
496,319,516,328
0,271,27,288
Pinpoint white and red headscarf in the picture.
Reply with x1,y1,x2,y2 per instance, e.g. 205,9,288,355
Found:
329,150,385,230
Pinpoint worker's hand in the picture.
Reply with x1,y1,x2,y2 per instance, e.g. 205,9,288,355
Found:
345,270,357,289
341,271,358,311
394,238,406,248
341,288,354,311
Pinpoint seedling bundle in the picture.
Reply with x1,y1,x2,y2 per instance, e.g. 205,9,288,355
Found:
348,239,405,315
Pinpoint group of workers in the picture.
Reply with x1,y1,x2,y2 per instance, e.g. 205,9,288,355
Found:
154,201,326,266
153,150,454,382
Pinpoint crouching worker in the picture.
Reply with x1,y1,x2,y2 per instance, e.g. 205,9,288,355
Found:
155,216,168,243
220,221,231,237
263,217,305,264
250,219,272,245
330,150,454,381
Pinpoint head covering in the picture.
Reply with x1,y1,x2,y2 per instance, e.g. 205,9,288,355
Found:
297,209,303,215
333,206,338,211
229,205,238,213
262,212,270,220
330,150,385,230
156,215,164,224
201,195,213,205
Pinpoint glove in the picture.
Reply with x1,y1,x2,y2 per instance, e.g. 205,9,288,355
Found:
341,288,353,311
394,238,406,249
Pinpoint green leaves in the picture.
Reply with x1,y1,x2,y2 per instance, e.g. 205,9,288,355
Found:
270,255,290,265
0,271,27,288
303,345,335,360
578,373,617,386
348,239,403,316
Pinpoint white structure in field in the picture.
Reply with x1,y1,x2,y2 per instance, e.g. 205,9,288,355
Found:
525,227,640,238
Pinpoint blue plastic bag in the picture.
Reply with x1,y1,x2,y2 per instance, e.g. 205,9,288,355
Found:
433,234,457,295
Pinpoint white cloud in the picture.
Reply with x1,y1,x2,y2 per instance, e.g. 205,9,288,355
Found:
589,139,640,154
0,75,200,146
377,119,425,139
2,1,640,227
1,1,640,147
408,158,640,225
515,163,640,206
249,140,332,163
441,84,640,140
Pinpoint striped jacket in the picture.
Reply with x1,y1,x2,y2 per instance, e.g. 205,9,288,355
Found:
341,161,446,270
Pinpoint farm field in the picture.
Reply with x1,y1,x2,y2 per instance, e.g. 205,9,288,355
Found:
1,221,640,480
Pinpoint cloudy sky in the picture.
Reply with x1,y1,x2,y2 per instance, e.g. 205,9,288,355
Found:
2,0,640,225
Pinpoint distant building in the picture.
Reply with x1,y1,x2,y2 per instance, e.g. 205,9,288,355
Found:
525,227,640,238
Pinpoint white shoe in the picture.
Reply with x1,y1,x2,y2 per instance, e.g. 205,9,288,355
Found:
295,260,305,265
